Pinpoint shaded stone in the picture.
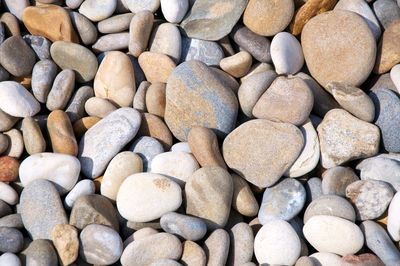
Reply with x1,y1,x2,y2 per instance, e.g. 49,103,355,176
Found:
98,13,134,34
180,37,224,66
228,222,254,266
46,69,75,111
304,195,356,223
180,241,206,266
23,239,58,266
160,212,207,241
203,229,230,266
321,166,359,197
373,0,400,29
149,23,182,63
129,10,154,57
92,32,130,52
65,85,94,123
374,21,400,74
78,0,116,22
47,110,78,156
23,35,51,60
31,59,58,103
69,11,97,45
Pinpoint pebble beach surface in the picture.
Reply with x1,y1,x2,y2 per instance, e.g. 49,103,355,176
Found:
0,0,399,265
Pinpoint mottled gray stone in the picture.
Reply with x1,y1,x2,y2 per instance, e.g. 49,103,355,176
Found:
46,69,75,111
65,86,94,123
0,214,23,228
304,195,356,223
69,11,98,45
0,227,23,253
23,35,51,60
130,136,164,171
92,32,129,53
160,212,207,241
31,60,58,103
373,0,400,29
181,37,224,66
23,239,58,266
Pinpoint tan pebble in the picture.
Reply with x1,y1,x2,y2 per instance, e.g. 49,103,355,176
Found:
374,21,400,74
145,82,166,118
129,10,154,57
51,224,79,266
220,51,252,78
139,113,173,150
138,52,176,83
48,110,78,156
231,174,259,217
73,116,101,139
180,240,207,266
0,156,19,182
0,12,20,36
84,97,117,118
21,117,46,155
3,129,24,159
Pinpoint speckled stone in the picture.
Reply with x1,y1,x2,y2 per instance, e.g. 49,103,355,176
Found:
321,166,359,196
203,229,230,266
0,156,19,182
51,224,79,266
31,60,58,103
160,212,207,241
181,37,224,66
304,195,356,223
23,35,51,60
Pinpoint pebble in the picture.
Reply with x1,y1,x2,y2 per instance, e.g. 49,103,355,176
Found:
161,0,188,23
69,11,97,45
124,0,160,13
64,179,95,209
92,32,130,52
101,151,143,201
220,51,252,78
228,222,254,265
388,192,400,241
149,23,181,63
3,0,28,20
129,11,154,57
0,156,19,182
180,240,206,266
223,119,303,188
133,81,150,112
346,180,393,220
19,179,68,240
321,166,359,196
185,167,233,230
231,174,259,217
139,113,173,149
0,12,20,36
160,212,207,241
73,116,100,138
23,35,51,60
124,227,158,247
139,51,176,83
0,200,11,219
51,224,79,266
304,195,356,223
23,239,58,266
0,214,22,228
79,0,116,22
180,37,224,66
369,88,400,152
304,215,364,256
50,41,98,82
66,0,84,8
0,182,18,205
98,13,134,34
78,107,141,178
85,97,117,118
254,220,301,265
0,134,9,154
390,64,400,93
309,252,342,266
170,142,191,153
70,194,119,230
374,21,400,74
21,117,46,155
373,0,400,29
302,10,376,88
3,129,23,158
94,51,136,107
0,227,23,253
317,109,380,168
121,233,182,266
340,253,385,266
22,5,78,43
271,32,304,75
80,224,123,265
117,173,182,222
0,253,21,266
151,151,199,186
48,110,77,155
65,85,94,123
0,109,17,133
165,60,238,141
145,82,166,117
31,60,58,103
130,136,164,171
181,0,247,41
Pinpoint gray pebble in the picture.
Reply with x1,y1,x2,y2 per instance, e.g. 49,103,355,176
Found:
228,222,254,266
23,35,51,60
321,166,359,197
373,0,400,29
0,253,21,266
130,136,164,171
0,200,11,218
304,195,356,223
23,239,58,266
31,60,58,103
97,13,134,34
369,73,398,92
0,65,9,82
0,214,23,228
181,37,224,67
46,69,75,111
0,227,23,253
69,11,98,45
65,85,94,123
92,32,129,53
160,212,207,241
0,109,18,132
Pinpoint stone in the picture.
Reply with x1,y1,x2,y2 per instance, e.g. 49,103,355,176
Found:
369,72,398,93
160,212,207,241
124,0,160,13
0,200,11,219
228,223,254,266
180,241,206,266
373,0,400,29
79,0,116,22
150,260,181,266
185,167,233,229
22,5,78,43
369,88,400,152
64,179,95,209
139,113,173,149
149,23,181,63
253,76,313,125
23,239,58,266
388,192,400,241
180,37,224,66
65,86,94,123
321,166,359,196
302,10,376,88
3,129,23,159
374,21,400,74
80,224,123,265
51,224,79,266
0,182,17,205
202,229,230,265
73,116,100,139
117,173,182,222
271,32,304,75
92,32,129,52
0,109,17,134
0,12,20,36
341,254,385,266
360,220,400,265
346,180,393,220
50,41,98,82
304,195,356,223
181,0,247,41
101,151,142,201
20,179,68,240
0,253,21,266
0,66,9,82
23,35,51,60
170,142,191,153
165,60,238,141
98,13,134,33
130,136,164,171
161,0,188,23
129,11,154,57
3,0,28,20
0,227,23,253
309,252,342,265
145,82,166,117
254,220,301,265
70,194,119,230
0,156,19,182
150,151,199,186
48,110,78,156
138,52,176,83
231,174,259,217
220,51,252,78
230,25,271,63
46,69,75,110
124,227,159,247
69,11,97,45
31,60,58,103
19,153,80,195
317,109,380,168
0,134,9,154
78,108,141,178
133,81,150,112
94,51,135,107
390,64,400,93
85,97,117,118
223,119,304,188
304,215,364,256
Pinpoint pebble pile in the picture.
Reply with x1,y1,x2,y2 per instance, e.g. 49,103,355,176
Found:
0,0,399,265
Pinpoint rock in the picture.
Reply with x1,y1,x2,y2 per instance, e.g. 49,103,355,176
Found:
121,233,182,266
0,214,22,229
31,60,58,104
340,254,385,266
231,174,259,217
181,0,247,41
223,119,304,188
145,82,166,117
360,220,400,265
0,12,20,36
228,223,254,266
3,0,28,20
150,259,181,266
64,179,95,209
117,173,182,222
70,194,119,230
149,23,182,63
0,156,19,182
0,82,40,118
200,231,230,266
78,0,116,21
80,224,122,265
180,241,206,266
180,37,224,66
85,97,117,118
160,212,207,241
69,11,97,45
50,41,98,82
161,0,188,23
133,81,150,112
51,224,79,266
19,153,80,195
22,5,78,43
73,116,100,138
0,227,23,253
321,166,359,196
271,32,304,75
302,10,376,88
129,11,154,57
0,182,18,205
388,192,400,241
130,136,164,171
309,252,342,265
23,35,51,60
373,0,400,29
139,113,173,149
185,167,233,230
317,109,380,168
47,110,77,155
91,32,129,52
304,215,364,256
165,60,238,141
138,52,176,83
0,200,11,219
124,227,159,247
254,220,301,265
97,13,134,34
23,239,58,266
78,108,141,178
170,142,191,153
20,179,68,240
369,88,400,152
150,151,199,186
346,180,393,220
390,64,400,93
124,0,160,13
65,86,94,123
369,72,398,93
3,129,23,158
304,195,356,223
374,21,400,74
0,253,21,266
220,51,252,78
0,134,9,154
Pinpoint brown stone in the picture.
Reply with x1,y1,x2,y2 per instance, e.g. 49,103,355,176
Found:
374,21,400,74
145,82,166,118
21,117,46,155
340,253,384,266
0,12,20,36
138,52,176,83
48,110,78,156
231,174,259,217
51,224,79,266
22,5,78,43
0,156,19,182
73,116,101,139
139,113,173,150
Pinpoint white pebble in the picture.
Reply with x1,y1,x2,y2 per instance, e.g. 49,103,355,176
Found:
0,182,18,205
64,179,96,209
161,0,189,23
270,32,304,75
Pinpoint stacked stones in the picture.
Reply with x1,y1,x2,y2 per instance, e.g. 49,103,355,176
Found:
0,0,399,265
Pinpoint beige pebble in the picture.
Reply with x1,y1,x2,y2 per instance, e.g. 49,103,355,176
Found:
138,52,176,83
139,113,173,150
145,82,166,118
231,174,259,217
220,51,252,78
129,11,154,57
85,97,117,118
21,117,46,155
4,129,23,158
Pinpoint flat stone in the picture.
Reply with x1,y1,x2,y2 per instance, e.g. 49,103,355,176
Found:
228,222,254,265
20,179,68,240
0,182,18,205
31,60,58,103
321,166,359,196
202,229,230,266
130,136,164,171
180,37,224,66
138,51,176,83
149,23,181,63
46,69,75,111
302,10,376,88
317,109,380,168
374,21,400,74
23,35,51,60
64,179,95,209
79,0,116,22
69,11,97,45
341,254,385,266
78,108,141,178
304,195,356,223
181,0,247,41
65,85,94,123
223,119,304,188
373,0,400,29
98,13,134,34
129,11,154,57
161,0,188,23
180,241,206,266
0,156,19,182
117,173,182,222
51,224,79,266
92,32,129,52
0,227,23,253
185,167,233,230
85,97,117,118
124,0,160,13
23,239,58,266
388,191,400,241
160,212,207,241
0,253,21,266
271,32,304,75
